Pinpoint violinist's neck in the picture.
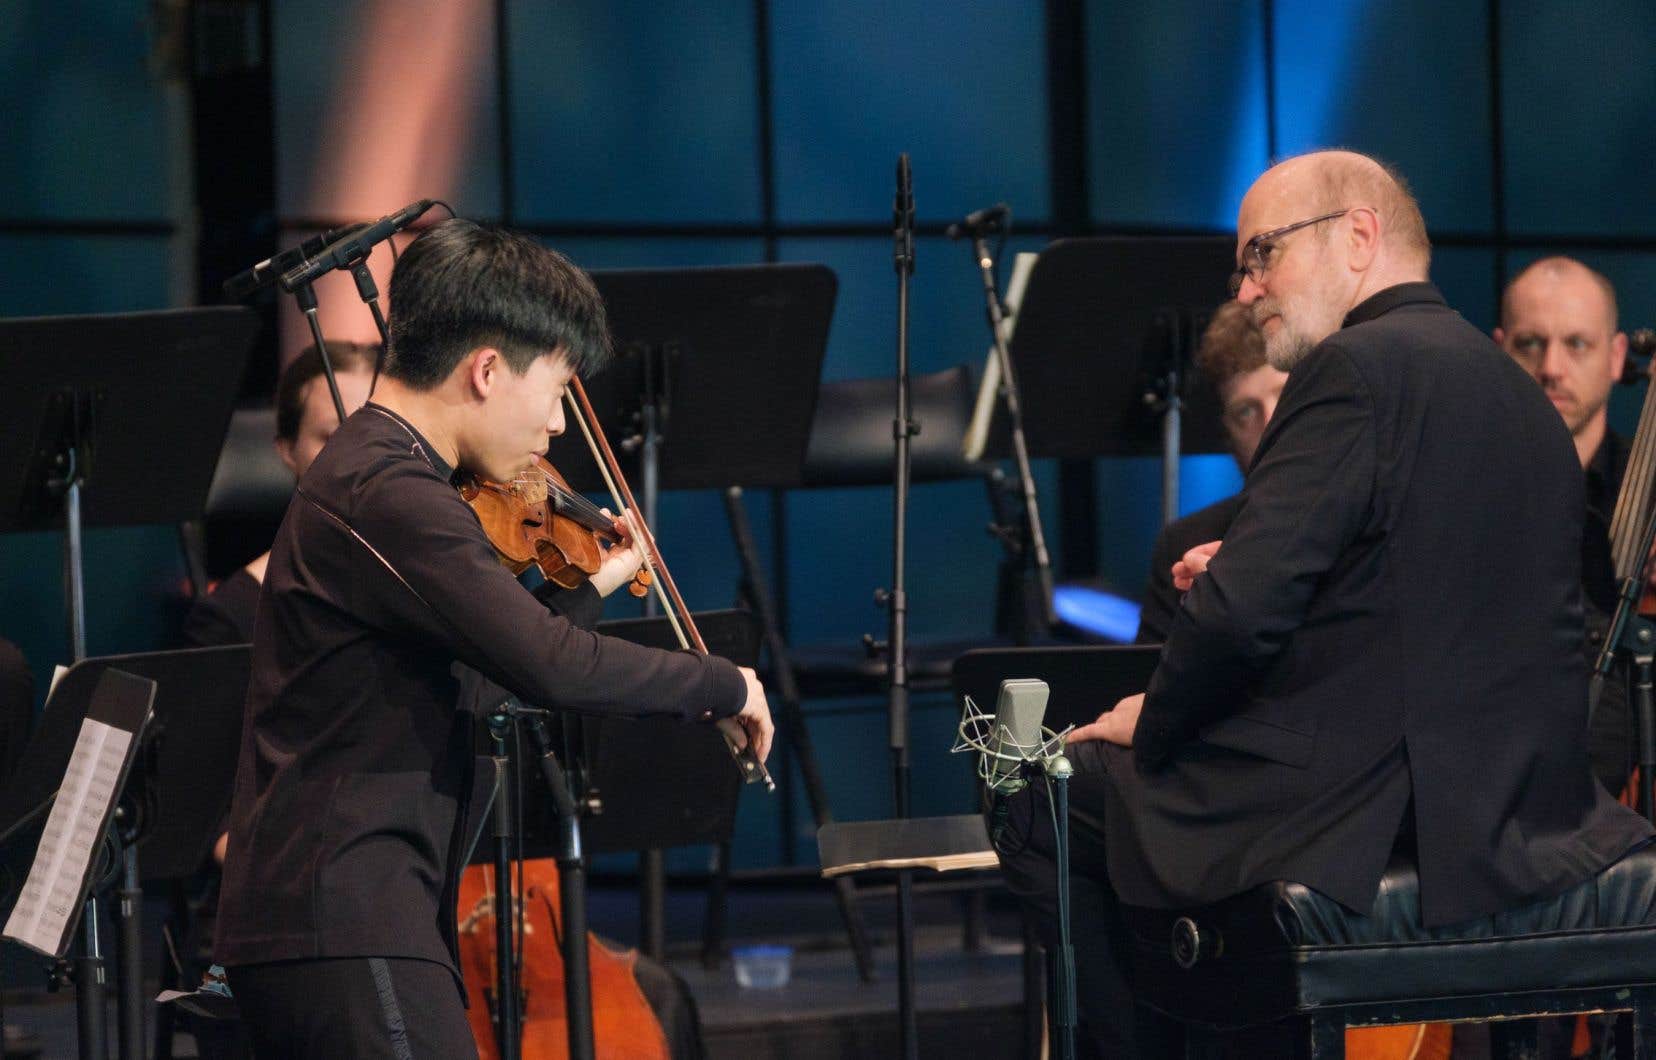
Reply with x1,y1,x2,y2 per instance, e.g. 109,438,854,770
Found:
370,377,463,471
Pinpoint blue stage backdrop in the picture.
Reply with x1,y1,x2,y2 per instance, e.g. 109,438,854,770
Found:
3,0,1656,871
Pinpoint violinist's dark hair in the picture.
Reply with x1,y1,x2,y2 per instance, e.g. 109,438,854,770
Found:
385,218,611,389
275,340,379,441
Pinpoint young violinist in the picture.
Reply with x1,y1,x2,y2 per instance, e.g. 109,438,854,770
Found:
214,218,773,1058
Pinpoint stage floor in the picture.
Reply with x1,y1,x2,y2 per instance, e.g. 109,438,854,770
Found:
3,875,1035,1059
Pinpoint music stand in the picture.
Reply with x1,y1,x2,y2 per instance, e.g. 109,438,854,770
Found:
0,307,260,656
981,237,1238,524
0,666,157,1060
544,263,836,493
0,307,256,1060
542,264,875,975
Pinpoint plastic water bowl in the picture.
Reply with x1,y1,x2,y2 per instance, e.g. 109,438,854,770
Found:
732,944,793,989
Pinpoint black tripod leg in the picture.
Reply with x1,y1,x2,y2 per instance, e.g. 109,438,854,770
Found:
723,487,877,982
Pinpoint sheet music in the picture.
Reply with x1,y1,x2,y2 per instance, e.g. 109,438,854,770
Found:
3,716,131,957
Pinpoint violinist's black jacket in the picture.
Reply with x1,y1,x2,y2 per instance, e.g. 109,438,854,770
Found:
214,403,745,980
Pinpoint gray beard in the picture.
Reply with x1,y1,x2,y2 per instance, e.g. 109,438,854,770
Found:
1265,328,1317,371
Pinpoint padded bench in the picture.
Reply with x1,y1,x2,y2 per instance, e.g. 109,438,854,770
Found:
1123,843,1656,1058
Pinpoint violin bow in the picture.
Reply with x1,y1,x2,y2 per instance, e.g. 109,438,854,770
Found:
566,376,775,792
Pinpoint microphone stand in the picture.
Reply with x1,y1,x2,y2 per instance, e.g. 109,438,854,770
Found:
961,219,1056,630
886,153,920,1060
347,258,393,393
1044,755,1078,1060
289,281,350,425
513,706,596,1060
483,711,523,1060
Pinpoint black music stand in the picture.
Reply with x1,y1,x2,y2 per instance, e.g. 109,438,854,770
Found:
0,666,157,1060
979,238,1238,525
0,307,259,657
0,308,256,1060
543,264,875,976
1,648,250,1060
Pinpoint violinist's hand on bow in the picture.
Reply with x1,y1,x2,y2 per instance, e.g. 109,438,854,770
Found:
589,508,645,598
729,666,775,764
1172,540,1223,592
1066,692,1144,747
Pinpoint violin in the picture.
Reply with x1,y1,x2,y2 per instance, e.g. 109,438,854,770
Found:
460,456,651,598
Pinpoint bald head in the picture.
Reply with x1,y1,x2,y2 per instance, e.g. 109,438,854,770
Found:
1501,257,1618,334
1247,151,1432,271
1494,256,1626,467
1233,151,1433,370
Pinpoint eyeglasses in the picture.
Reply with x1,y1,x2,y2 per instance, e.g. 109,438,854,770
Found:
1228,210,1349,297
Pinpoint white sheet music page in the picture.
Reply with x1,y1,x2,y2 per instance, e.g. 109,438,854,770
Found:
3,716,132,957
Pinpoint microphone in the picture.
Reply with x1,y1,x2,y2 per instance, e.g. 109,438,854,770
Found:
222,223,366,300
278,198,436,293
946,203,1010,241
984,678,1051,794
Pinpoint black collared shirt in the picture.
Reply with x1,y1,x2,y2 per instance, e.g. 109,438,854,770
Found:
1339,280,1446,329
215,403,746,977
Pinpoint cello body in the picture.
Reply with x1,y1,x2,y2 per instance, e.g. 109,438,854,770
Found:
458,860,669,1060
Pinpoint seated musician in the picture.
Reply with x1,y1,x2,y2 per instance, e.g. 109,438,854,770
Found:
213,218,774,1058
994,150,1654,1059
183,340,377,647
1135,301,1283,642
1494,257,1638,796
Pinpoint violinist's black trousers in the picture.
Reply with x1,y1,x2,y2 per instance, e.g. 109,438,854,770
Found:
227,956,477,1059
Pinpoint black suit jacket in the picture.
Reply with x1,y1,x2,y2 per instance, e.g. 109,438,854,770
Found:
1102,283,1652,926
1135,495,1245,644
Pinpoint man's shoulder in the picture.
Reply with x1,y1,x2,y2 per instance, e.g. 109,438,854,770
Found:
301,408,450,509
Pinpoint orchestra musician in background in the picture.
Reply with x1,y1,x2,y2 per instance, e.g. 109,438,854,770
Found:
1135,302,1283,643
1495,256,1640,797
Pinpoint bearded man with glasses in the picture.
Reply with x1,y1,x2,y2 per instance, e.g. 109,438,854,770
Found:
992,150,1652,1059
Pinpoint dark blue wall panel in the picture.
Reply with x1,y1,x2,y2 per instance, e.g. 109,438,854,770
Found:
0,1,172,222
1086,0,1268,229
1501,0,1656,237
508,1,761,224
1272,0,1494,235
769,0,1050,225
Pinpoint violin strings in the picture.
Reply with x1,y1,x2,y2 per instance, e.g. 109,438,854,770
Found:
565,391,692,651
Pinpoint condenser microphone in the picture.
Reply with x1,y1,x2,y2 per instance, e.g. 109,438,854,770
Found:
985,678,1050,794
222,223,367,300
278,198,436,293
